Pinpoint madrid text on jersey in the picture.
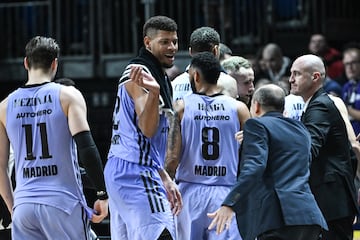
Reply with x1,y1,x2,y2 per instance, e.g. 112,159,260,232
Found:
23,165,58,178
194,165,227,176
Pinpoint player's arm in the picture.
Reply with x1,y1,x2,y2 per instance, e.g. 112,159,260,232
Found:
60,86,108,223
331,96,360,177
158,168,182,215
236,100,251,130
125,66,160,138
0,98,13,215
165,99,184,179
234,101,250,144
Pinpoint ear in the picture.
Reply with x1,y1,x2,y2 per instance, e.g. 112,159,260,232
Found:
312,72,321,83
254,101,261,114
251,101,262,117
213,44,220,58
51,58,58,72
188,47,193,56
194,70,201,84
23,57,29,70
144,36,151,51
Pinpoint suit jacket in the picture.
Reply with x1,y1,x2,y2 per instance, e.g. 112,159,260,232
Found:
301,88,358,221
223,112,327,240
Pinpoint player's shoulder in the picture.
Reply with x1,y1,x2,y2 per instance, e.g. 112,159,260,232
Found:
172,71,189,84
0,96,9,123
59,85,85,103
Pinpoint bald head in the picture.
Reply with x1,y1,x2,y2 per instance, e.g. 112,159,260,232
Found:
252,84,286,114
293,54,326,75
289,54,326,101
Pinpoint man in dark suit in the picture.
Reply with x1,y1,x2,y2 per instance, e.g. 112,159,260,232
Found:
289,54,358,240
208,84,327,240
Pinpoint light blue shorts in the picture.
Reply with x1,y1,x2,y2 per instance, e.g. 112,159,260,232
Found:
104,157,176,240
12,202,90,240
177,182,242,240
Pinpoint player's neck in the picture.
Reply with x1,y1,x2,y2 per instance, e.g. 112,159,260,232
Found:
26,69,53,85
197,85,221,96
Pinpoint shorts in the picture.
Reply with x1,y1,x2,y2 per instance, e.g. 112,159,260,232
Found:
177,182,241,240
104,156,176,240
12,202,90,240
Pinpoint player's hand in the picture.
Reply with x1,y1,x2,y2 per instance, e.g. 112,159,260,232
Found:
207,206,234,235
91,199,109,223
163,179,183,216
130,66,160,95
234,130,243,144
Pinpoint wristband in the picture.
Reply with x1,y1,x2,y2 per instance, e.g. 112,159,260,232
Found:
96,191,108,200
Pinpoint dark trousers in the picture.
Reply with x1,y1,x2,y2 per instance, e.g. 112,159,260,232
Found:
322,216,354,240
257,225,322,240
0,229,11,240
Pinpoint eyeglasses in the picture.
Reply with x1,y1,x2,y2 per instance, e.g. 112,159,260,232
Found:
344,60,360,68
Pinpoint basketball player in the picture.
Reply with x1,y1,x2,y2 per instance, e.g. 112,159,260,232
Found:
166,52,250,239
0,36,108,240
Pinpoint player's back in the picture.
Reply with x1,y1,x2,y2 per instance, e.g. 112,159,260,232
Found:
6,82,87,213
176,93,240,186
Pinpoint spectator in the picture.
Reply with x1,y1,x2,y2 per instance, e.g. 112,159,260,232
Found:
262,43,292,82
308,33,344,81
341,47,360,136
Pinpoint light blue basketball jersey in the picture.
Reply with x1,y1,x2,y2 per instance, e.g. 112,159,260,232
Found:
6,82,90,216
176,93,240,186
107,82,169,169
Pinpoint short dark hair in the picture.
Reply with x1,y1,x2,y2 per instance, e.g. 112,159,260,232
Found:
190,27,220,53
143,16,177,38
252,84,285,113
190,52,220,85
25,36,60,70
219,43,232,60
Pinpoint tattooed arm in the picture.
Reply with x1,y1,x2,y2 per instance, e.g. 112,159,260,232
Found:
165,99,184,179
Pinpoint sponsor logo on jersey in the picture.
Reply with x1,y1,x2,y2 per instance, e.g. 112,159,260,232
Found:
16,109,52,119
